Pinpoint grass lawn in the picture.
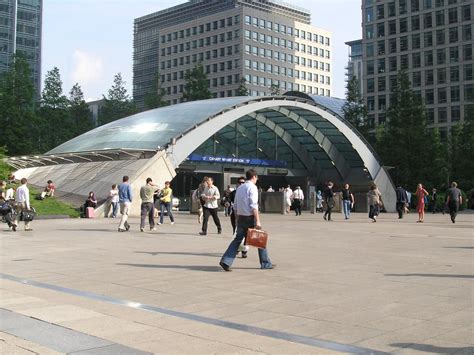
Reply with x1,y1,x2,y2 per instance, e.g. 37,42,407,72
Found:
29,187,80,218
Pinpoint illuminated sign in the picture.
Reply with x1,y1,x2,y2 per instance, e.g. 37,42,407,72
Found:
187,154,287,168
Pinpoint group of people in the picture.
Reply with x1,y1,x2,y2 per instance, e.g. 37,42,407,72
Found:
0,178,33,231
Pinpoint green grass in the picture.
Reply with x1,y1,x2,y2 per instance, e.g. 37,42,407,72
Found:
28,187,81,218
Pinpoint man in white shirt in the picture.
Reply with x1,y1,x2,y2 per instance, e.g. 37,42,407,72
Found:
292,186,304,216
284,185,293,214
267,186,274,192
14,178,32,231
199,177,222,235
219,169,274,271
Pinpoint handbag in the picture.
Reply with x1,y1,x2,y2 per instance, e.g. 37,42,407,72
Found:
246,228,268,249
327,198,335,209
21,209,36,222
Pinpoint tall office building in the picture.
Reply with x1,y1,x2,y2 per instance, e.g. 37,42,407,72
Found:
0,0,43,96
133,0,332,108
345,39,364,95
361,0,473,137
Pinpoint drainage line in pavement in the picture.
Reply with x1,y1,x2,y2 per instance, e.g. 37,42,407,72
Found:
0,273,387,355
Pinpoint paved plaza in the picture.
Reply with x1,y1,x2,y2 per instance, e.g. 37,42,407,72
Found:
0,211,472,354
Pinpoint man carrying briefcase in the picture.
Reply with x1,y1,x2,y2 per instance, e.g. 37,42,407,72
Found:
219,169,275,272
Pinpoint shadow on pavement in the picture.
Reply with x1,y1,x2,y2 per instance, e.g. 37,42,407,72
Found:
390,343,474,354
443,246,474,249
117,263,222,272
385,273,474,279
135,251,222,257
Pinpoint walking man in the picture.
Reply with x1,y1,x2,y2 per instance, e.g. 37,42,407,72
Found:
118,175,133,232
395,185,408,219
220,169,274,271
199,177,222,235
140,178,158,232
292,186,304,216
14,178,32,231
341,183,354,220
430,188,438,213
323,181,335,221
446,182,462,224
159,181,175,225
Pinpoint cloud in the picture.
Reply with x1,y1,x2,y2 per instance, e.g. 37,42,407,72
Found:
71,50,104,86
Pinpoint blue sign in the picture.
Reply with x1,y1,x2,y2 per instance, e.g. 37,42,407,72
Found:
187,154,287,168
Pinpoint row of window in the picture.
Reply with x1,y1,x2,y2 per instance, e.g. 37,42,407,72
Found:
160,30,240,56
367,45,473,75
244,59,331,84
366,24,472,56
365,7,471,39
244,74,330,96
244,30,330,58
244,45,331,71
244,15,330,46
160,46,240,70
159,15,241,43
366,65,473,94
365,0,470,17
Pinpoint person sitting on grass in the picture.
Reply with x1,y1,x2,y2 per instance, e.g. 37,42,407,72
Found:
40,180,56,199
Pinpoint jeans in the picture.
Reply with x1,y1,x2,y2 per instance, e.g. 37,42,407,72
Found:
160,201,174,224
221,216,272,269
111,202,118,218
202,206,221,233
140,202,155,229
343,200,351,219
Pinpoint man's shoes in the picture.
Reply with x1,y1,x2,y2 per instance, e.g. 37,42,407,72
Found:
262,264,276,270
219,261,231,272
217,229,222,234
241,251,248,258
171,222,175,225
140,228,144,232
323,215,327,221
157,222,162,225
125,223,130,231
11,224,17,232
118,228,126,232
199,231,207,236
150,227,156,231
24,228,33,231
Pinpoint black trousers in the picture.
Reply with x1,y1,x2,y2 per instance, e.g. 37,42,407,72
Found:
448,201,459,221
324,206,332,220
230,211,236,234
369,204,379,219
396,202,405,218
293,199,302,215
202,206,221,233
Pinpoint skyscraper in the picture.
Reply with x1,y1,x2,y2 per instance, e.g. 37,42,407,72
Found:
361,0,473,138
0,0,43,96
133,0,332,108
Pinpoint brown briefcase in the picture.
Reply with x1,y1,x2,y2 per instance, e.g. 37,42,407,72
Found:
246,228,268,249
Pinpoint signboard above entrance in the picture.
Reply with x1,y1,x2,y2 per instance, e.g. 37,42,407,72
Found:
187,154,287,168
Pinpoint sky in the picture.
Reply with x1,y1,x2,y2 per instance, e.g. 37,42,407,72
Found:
42,0,362,101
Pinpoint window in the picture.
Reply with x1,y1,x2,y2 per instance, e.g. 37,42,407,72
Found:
367,43,374,57
450,46,459,63
438,87,447,103
463,44,472,61
451,106,460,123
389,38,397,53
438,107,447,123
424,13,433,28
462,5,471,21
366,25,374,39
465,84,474,100
400,18,408,32
412,15,421,30
450,67,459,82
245,15,251,24
400,0,407,14
377,22,385,37
389,56,397,71
436,10,445,26
448,7,458,24
450,86,460,102
400,36,408,51
411,34,421,49
435,0,444,7
377,40,386,55
378,76,386,91
388,2,396,17
426,108,434,124
401,54,409,69
378,58,386,73
412,0,420,12
437,48,446,64
425,69,434,85
463,24,472,41
378,95,386,110
367,78,375,93
376,4,384,19
436,29,445,45
367,96,375,111
449,27,459,43
464,64,473,81
424,50,433,66
424,0,432,9
412,71,422,86
424,31,433,47
425,89,434,104
413,52,421,68
438,68,447,83
389,20,397,35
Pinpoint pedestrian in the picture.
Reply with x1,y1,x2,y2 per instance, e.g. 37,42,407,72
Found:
446,181,463,224
118,175,133,232
195,177,208,224
430,188,438,213
367,183,383,223
267,186,274,192
316,190,323,212
395,185,409,219
341,183,354,220
109,184,119,218
222,185,233,217
284,185,292,214
219,169,274,271
0,180,16,231
323,181,335,221
229,177,245,235
159,181,175,225
140,177,159,232
415,183,429,223
13,178,33,231
199,177,222,235
292,186,304,216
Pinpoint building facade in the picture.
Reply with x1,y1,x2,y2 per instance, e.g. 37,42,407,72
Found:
345,39,364,95
0,0,42,96
361,0,473,137
133,0,332,107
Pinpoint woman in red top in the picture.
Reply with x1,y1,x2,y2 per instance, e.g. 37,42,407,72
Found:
416,183,429,223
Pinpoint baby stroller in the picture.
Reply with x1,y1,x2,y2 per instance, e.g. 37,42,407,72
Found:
0,200,18,231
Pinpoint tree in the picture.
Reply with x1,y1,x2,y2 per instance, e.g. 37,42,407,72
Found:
0,54,37,155
99,73,136,125
236,78,249,96
68,83,94,137
342,76,368,137
182,63,212,102
41,67,68,109
270,83,281,96
143,71,168,110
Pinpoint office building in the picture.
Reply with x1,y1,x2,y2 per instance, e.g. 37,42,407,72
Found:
361,0,473,136
345,39,364,95
0,0,43,96
133,0,332,107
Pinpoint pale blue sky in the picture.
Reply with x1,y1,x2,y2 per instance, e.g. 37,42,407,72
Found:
42,0,361,101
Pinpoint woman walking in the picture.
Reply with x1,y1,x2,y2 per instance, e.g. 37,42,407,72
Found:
367,183,383,222
415,183,429,223
323,182,335,221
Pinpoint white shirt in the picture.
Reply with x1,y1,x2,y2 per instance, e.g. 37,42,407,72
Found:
109,189,119,203
201,185,220,209
5,188,14,200
16,184,30,209
233,181,258,216
267,187,274,192
293,188,304,200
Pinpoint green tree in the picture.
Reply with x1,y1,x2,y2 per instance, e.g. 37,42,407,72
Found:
236,78,249,96
143,71,168,110
270,83,281,96
182,63,212,101
68,83,94,137
99,73,136,125
0,54,37,155
342,76,368,137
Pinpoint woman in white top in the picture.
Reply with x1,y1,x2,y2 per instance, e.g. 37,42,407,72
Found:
108,184,119,218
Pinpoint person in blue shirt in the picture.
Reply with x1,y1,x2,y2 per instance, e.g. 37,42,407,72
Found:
219,169,274,272
118,175,133,232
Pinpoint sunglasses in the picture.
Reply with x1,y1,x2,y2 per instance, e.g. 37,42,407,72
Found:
238,181,245,184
